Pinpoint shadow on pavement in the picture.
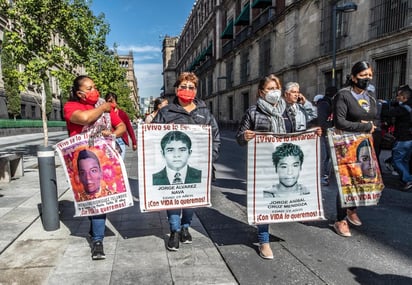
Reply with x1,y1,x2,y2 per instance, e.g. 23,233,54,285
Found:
349,267,412,285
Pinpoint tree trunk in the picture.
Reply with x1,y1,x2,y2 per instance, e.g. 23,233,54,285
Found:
41,85,49,146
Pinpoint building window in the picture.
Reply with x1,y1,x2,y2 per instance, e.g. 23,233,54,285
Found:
20,104,25,119
320,1,350,55
31,106,36,118
207,73,213,97
240,50,249,83
324,70,343,90
200,77,206,99
375,54,407,100
242,92,249,112
259,37,271,76
370,0,410,39
228,96,234,120
226,59,234,88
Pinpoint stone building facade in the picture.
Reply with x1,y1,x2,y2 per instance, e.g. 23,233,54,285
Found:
163,0,412,125
118,53,140,115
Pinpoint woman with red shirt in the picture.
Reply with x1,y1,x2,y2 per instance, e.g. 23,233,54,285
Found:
64,75,125,260
105,92,137,159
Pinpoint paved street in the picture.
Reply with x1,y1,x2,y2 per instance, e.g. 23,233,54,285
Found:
0,129,411,285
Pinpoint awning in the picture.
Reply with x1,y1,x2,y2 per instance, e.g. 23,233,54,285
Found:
220,20,234,39
251,0,272,9
234,3,250,26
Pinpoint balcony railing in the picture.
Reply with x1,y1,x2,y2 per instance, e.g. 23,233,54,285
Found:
222,40,234,56
252,7,275,33
234,26,252,48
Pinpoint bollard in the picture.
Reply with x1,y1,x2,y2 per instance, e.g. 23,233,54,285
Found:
37,145,60,231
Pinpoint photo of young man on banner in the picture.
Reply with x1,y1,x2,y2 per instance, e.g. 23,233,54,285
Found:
327,130,384,208
56,133,134,217
247,131,325,225
138,124,212,212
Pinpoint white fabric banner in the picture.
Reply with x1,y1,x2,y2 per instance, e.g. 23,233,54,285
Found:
138,124,213,212
247,130,325,225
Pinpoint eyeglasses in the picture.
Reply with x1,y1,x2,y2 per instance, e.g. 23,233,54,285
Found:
179,85,196,90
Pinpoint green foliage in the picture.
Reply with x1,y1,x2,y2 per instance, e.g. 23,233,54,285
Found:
0,0,138,122
1,31,21,119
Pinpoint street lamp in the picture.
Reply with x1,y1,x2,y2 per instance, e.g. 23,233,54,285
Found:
331,1,358,87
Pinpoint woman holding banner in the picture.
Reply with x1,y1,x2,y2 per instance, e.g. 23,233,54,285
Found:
332,61,379,237
64,75,126,260
152,72,220,252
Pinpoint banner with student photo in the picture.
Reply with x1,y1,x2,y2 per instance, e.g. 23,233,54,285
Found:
138,124,212,212
247,130,324,225
55,133,133,217
327,129,384,208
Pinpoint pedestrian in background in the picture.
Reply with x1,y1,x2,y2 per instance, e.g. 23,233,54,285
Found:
145,97,168,123
105,92,137,160
152,72,220,251
283,82,317,132
64,75,126,260
332,61,378,237
381,84,412,190
317,86,337,185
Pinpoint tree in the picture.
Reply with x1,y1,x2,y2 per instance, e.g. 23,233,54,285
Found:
1,31,21,119
0,0,114,145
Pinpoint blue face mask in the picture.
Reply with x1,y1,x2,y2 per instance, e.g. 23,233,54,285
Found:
265,89,281,105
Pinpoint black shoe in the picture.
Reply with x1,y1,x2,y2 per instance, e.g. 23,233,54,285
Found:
167,232,180,251
180,227,192,244
91,241,106,260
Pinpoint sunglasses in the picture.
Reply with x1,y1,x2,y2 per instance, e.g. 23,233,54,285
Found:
179,85,196,90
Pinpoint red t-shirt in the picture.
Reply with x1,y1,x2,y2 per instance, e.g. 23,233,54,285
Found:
64,101,123,137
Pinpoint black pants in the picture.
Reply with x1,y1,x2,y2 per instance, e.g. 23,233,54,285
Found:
336,193,356,221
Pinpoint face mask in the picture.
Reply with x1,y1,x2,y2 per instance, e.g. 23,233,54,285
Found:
354,78,370,90
81,89,100,105
177,89,196,104
264,89,282,105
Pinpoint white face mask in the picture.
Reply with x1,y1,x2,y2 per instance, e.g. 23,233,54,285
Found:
264,89,282,105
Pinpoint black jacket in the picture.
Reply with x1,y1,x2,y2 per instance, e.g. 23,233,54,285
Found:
236,105,273,146
153,97,220,162
152,166,202,185
333,87,378,133
317,96,333,135
381,98,412,141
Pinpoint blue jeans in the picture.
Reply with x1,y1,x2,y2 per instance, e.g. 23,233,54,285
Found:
89,214,106,242
320,136,331,177
257,224,269,244
392,140,412,183
167,208,194,232
116,138,126,160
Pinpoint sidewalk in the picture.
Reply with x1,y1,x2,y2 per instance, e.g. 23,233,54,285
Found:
0,132,237,285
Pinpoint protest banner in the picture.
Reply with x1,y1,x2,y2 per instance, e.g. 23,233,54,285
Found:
56,133,133,217
247,130,324,225
327,129,384,207
138,124,212,212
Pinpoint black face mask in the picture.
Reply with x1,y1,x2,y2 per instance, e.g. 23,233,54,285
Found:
354,78,370,90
